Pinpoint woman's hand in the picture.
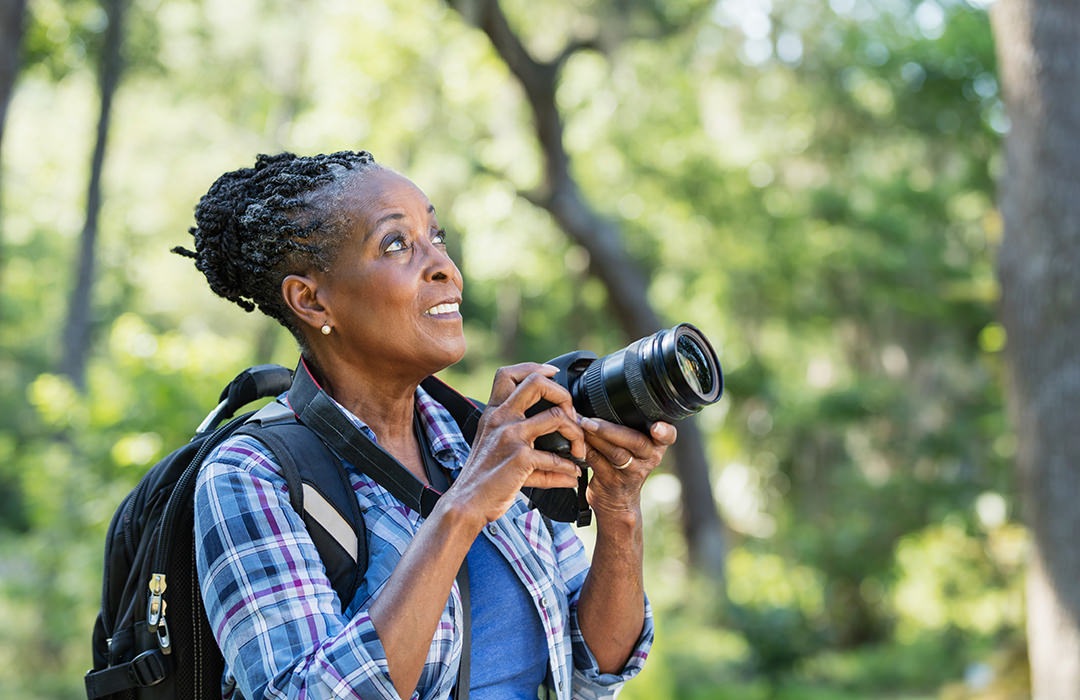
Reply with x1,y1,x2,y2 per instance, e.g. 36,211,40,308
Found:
580,418,677,522
448,363,586,524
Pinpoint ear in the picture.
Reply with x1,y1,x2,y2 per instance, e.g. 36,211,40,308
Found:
282,274,329,333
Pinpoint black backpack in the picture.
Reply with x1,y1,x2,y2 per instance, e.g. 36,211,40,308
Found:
85,363,489,700
84,365,368,699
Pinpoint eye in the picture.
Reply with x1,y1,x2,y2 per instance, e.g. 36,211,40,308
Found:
432,228,448,246
382,234,409,254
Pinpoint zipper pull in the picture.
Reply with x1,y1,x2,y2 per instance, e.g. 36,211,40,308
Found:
147,573,166,628
155,603,172,654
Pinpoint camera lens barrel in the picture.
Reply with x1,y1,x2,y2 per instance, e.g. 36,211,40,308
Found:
573,323,722,431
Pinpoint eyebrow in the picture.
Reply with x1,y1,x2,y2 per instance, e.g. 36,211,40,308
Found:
368,204,438,240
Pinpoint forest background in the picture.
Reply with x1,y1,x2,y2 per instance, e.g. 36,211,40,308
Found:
0,0,1064,697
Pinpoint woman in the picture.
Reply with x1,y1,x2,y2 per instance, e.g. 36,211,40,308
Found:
176,150,676,699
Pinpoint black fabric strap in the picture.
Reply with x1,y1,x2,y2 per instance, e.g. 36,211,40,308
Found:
290,362,472,698
288,362,443,517
86,366,485,700
419,375,485,444
84,649,168,698
415,413,471,700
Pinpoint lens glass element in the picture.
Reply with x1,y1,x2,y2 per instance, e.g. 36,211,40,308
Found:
676,334,714,397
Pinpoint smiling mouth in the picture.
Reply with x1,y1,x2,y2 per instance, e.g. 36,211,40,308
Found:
425,302,460,316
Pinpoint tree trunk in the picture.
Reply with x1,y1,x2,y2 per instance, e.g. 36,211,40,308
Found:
0,0,29,297
447,0,726,577
0,0,25,140
991,1,1080,697
61,0,126,389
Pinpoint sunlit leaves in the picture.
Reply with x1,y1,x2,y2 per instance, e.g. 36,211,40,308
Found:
893,521,1026,637
22,0,109,79
23,0,163,80
27,373,83,429
0,0,1018,694
110,431,163,468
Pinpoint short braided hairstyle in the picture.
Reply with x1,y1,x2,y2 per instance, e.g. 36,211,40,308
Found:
173,150,382,342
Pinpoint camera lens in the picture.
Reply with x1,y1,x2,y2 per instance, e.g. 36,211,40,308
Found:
573,323,722,431
677,333,714,396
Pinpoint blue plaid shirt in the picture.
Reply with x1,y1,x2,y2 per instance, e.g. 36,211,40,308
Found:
194,385,653,700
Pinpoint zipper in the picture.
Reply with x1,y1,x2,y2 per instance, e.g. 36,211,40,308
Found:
145,411,252,652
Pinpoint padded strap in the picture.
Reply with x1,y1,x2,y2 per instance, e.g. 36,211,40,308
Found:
239,406,366,609
419,375,485,443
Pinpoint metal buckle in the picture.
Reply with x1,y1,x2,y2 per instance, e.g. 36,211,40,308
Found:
128,649,167,687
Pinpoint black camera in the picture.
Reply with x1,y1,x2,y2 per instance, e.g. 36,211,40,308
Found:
524,323,723,525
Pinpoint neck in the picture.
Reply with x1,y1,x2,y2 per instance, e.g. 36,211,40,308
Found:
299,355,431,485
304,355,421,438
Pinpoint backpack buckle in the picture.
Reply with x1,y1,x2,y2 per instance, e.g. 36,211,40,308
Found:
128,649,167,687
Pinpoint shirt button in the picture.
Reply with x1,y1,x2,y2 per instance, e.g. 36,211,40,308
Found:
487,523,498,535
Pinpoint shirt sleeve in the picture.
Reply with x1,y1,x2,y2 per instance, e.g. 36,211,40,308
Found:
195,435,408,700
549,520,655,699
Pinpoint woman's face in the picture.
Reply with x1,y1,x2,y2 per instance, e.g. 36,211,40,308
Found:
315,168,466,383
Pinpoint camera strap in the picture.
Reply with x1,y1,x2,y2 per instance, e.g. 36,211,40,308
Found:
288,361,444,516
415,411,471,700
288,360,471,698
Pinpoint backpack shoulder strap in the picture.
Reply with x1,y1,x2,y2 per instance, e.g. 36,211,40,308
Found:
230,372,489,611
239,403,366,610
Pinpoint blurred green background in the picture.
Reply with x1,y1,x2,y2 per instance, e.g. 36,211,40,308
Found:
1,0,1028,697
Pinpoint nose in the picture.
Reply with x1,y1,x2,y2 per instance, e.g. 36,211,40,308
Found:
422,238,460,284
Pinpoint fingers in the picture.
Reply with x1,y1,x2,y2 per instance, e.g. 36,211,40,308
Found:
488,363,579,421
522,469,581,490
498,402,585,476
484,364,585,460
487,363,560,407
527,406,587,456
650,421,678,446
580,418,677,473
521,449,583,488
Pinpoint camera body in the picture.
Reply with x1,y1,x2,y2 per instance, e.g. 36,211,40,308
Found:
532,350,599,456
525,323,723,525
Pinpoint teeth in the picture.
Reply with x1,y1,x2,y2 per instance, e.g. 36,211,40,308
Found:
427,303,459,315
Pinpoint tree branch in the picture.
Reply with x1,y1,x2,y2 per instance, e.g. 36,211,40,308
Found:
447,0,658,335
446,0,726,576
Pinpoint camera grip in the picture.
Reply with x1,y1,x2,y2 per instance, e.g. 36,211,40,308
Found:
526,399,574,456
524,398,591,526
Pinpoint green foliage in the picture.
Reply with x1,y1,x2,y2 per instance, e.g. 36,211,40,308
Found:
23,0,163,81
729,603,825,685
0,0,1022,696
687,0,1009,654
